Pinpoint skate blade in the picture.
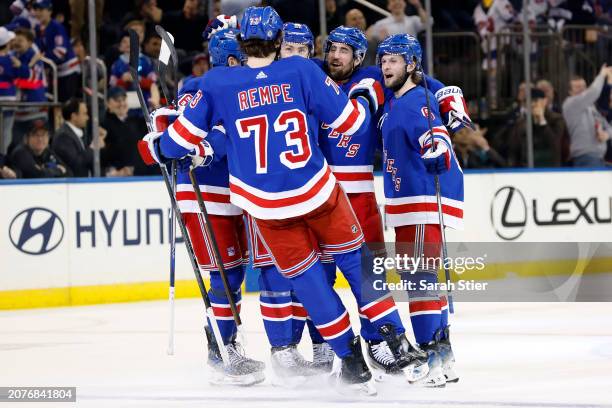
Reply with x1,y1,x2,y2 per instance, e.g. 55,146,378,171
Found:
208,370,266,387
333,378,377,397
402,360,430,382
409,366,446,388
444,368,459,383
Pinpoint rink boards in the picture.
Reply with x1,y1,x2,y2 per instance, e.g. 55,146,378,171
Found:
1,169,611,309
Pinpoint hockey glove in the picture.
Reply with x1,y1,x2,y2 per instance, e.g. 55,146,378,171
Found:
435,86,474,131
421,141,451,175
348,78,385,114
138,131,170,166
149,107,180,132
178,140,214,172
202,14,238,41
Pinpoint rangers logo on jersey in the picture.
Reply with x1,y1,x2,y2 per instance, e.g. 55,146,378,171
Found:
421,106,435,120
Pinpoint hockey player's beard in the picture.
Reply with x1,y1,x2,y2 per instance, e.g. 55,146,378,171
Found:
386,70,410,93
328,61,353,82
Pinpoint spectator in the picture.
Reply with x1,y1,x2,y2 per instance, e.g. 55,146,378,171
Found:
109,31,160,114
508,88,565,167
454,125,506,168
473,0,516,70
158,0,208,53
366,0,430,42
32,0,82,102
52,98,106,177
122,0,164,34
326,0,342,31
344,8,367,31
69,0,104,40
0,26,29,155
0,153,18,179
102,87,143,177
268,0,320,35
536,79,560,113
220,0,260,19
562,66,612,167
178,53,209,90
143,33,162,60
10,28,48,153
10,123,70,178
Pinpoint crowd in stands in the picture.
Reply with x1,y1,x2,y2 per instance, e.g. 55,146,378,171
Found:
0,0,610,179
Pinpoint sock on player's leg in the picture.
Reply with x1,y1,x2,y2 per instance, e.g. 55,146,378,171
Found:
259,265,295,347
288,261,355,358
404,271,442,345
333,247,405,341
207,265,245,345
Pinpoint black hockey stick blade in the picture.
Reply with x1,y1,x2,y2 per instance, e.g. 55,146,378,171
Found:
155,25,179,102
127,28,151,123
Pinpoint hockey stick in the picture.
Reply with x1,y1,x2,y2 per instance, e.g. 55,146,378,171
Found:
156,24,246,343
128,29,231,364
413,52,455,314
155,25,177,105
153,25,178,356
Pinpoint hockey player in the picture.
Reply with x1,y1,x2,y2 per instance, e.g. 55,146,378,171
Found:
139,6,424,395
149,27,265,386
252,21,336,380
377,34,464,387
315,26,418,377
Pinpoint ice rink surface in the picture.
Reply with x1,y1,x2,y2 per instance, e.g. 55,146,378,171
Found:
2,291,611,408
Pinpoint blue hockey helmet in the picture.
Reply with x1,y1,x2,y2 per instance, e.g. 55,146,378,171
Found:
239,6,283,41
325,26,368,61
376,34,422,68
282,22,314,51
209,28,244,67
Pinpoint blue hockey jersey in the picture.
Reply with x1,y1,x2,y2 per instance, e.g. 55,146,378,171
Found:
313,59,390,194
174,76,241,216
13,46,47,122
35,20,80,77
159,56,369,220
0,53,29,101
110,53,157,113
380,85,464,230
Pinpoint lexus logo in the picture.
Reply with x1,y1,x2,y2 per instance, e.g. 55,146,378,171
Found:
490,186,527,241
9,207,64,255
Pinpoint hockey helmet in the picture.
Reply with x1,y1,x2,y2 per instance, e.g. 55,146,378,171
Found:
376,34,422,68
239,6,283,41
282,22,314,52
209,28,245,67
325,26,368,61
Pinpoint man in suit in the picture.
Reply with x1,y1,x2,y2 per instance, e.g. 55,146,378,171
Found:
52,98,106,177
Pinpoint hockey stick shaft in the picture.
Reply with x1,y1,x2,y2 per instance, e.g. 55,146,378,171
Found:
128,29,231,363
421,72,455,314
167,161,177,355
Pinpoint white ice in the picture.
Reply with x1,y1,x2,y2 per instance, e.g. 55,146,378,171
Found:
1,290,611,408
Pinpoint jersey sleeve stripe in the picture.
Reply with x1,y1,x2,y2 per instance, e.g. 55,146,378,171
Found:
169,115,208,149
334,99,366,135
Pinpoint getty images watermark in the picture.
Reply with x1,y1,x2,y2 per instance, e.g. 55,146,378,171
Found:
370,253,489,292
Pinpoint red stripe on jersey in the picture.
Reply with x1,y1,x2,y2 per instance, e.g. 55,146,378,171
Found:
409,300,441,313
334,99,361,134
316,311,351,340
333,172,374,182
360,296,397,321
172,118,204,145
176,191,231,203
386,202,463,218
260,304,293,319
230,167,332,209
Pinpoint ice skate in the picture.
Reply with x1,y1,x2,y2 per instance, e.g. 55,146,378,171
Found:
205,327,266,386
312,342,334,372
439,326,459,383
330,336,377,396
410,339,447,388
374,324,430,382
270,344,320,387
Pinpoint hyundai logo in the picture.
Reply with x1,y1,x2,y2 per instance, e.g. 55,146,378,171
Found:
8,207,64,255
490,186,527,241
